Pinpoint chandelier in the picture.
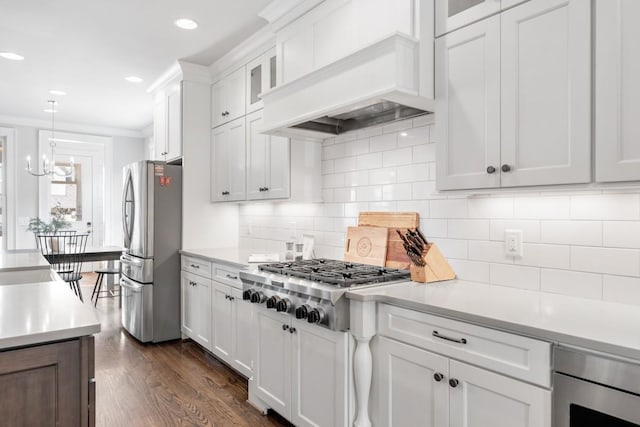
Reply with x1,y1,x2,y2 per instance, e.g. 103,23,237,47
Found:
26,100,74,178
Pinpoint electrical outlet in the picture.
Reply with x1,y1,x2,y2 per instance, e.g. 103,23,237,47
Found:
505,229,523,257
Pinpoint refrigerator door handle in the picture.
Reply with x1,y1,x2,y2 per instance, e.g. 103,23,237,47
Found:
120,276,143,292
122,168,135,250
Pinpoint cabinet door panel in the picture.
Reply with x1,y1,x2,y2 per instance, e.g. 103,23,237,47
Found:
181,274,196,338
596,0,640,182
354,0,414,47
211,281,232,359
435,0,501,36
436,16,501,190
153,99,167,161
227,118,247,201
246,111,268,200
449,360,551,427
196,278,212,348
265,135,291,200
166,83,182,161
291,321,349,427
377,337,449,427
500,0,591,187
313,1,356,68
212,67,246,127
231,288,253,378
210,126,229,202
255,308,291,418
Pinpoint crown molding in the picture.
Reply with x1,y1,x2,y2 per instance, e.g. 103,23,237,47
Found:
147,61,212,95
258,0,303,23
208,26,276,80
0,114,145,138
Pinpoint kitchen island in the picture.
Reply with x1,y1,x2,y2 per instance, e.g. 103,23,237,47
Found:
0,279,101,426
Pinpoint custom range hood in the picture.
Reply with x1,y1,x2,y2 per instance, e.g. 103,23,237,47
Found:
261,33,435,141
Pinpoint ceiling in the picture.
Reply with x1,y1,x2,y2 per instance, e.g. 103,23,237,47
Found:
0,0,272,134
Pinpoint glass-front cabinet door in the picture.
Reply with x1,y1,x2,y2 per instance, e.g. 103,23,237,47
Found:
246,48,277,114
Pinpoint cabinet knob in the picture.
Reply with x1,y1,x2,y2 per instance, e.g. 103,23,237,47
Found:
486,166,496,174
263,187,269,192
221,191,230,196
501,164,511,173
433,372,444,382
449,378,459,388
282,324,289,331
289,327,296,334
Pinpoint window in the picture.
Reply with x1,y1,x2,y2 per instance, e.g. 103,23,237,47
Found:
49,163,82,222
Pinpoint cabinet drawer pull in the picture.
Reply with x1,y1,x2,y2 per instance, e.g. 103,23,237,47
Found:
501,164,511,172
289,327,296,334
190,264,200,269
432,330,467,344
449,378,459,388
226,274,238,280
282,324,289,331
433,372,444,382
221,191,230,196
189,281,197,286
486,166,496,174
229,296,235,301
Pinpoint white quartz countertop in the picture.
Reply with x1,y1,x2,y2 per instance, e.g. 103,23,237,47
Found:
347,279,640,361
180,247,258,269
0,281,101,350
0,251,50,272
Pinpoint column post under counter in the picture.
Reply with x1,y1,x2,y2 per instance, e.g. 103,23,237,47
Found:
349,299,376,427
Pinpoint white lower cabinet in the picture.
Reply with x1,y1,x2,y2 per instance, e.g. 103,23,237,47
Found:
181,271,211,350
376,336,550,427
252,307,351,427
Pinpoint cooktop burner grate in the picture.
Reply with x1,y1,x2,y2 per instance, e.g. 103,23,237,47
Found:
258,258,410,287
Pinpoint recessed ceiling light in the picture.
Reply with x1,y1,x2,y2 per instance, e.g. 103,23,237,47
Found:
43,109,57,113
174,18,198,30
124,76,143,83
0,52,24,61
49,90,67,96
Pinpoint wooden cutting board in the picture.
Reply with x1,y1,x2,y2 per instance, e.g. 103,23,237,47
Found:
358,212,420,270
344,226,388,267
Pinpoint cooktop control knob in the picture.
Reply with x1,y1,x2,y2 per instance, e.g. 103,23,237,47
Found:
265,295,281,309
242,290,252,301
276,298,292,313
295,304,311,320
250,291,265,304
307,307,326,324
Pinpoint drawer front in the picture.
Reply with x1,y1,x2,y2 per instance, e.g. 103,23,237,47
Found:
181,255,212,279
213,264,244,288
378,304,551,387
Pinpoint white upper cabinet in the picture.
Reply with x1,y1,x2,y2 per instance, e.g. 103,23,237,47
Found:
212,67,246,128
246,48,277,114
152,98,167,161
436,0,591,190
210,117,246,202
500,0,590,187
595,0,640,183
246,110,290,200
436,16,501,190
165,83,182,161
435,0,529,36
277,0,421,86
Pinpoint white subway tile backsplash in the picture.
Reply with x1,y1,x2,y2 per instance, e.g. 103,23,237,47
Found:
357,126,383,139
322,143,345,160
514,196,571,219
571,246,640,276
430,199,467,219
515,243,571,269
490,264,540,291
397,163,429,183
541,221,602,246
468,197,514,219
334,156,358,173
468,240,511,263
603,221,640,249
321,160,334,175
397,200,429,220
335,132,358,143
322,173,344,188
333,188,356,202
490,220,541,242
412,143,436,163
448,220,491,240
448,259,490,283
368,201,398,212
382,183,412,201
322,203,345,217
382,147,413,167
344,202,368,218
369,168,397,185
571,194,640,220
382,118,413,134
541,269,602,300
432,238,468,259
603,275,640,306
412,114,434,128
356,186,383,202
397,126,429,147
344,171,369,187
413,181,439,200
356,152,382,170
321,188,334,202
370,133,397,152
344,138,370,156
421,218,447,238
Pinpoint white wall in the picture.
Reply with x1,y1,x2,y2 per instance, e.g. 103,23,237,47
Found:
238,115,640,307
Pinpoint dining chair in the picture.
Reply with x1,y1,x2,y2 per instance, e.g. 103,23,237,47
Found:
37,232,89,302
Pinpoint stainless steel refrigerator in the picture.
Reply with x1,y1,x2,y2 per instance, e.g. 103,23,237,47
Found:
120,161,182,342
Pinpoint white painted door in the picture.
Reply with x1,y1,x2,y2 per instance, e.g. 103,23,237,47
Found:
265,134,290,200
449,360,551,427
194,275,212,350
181,273,197,339
435,16,501,190
211,280,233,360
255,308,291,418
231,288,254,378
166,83,182,161
595,0,640,182
211,67,246,128
153,98,167,161
376,337,449,427
290,320,349,427
435,0,501,36
500,0,591,187
210,118,246,202
246,111,268,200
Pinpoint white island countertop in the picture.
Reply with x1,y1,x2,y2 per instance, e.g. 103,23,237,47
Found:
0,281,101,350
348,279,640,361
0,251,50,272
180,247,257,269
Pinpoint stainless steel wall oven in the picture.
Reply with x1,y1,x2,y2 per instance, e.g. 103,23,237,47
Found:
554,346,640,426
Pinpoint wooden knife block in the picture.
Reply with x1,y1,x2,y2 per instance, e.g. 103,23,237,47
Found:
409,243,456,283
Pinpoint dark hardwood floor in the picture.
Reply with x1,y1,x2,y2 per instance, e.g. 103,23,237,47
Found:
80,273,292,427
